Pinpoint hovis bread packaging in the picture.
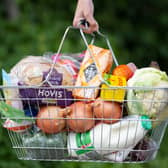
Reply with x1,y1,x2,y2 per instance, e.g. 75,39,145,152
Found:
10,56,74,107
73,45,113,99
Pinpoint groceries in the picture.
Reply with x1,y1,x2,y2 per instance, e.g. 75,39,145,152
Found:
10,56,74,86
11,56,74,107
22,131,67,160
2,69,23,110
73,45,113,99
19,84,73,107
0,44,167,162
67,115,152,160
127,67,168,117
66,102,95,133
36,106,67,134
100,74,127,102
127,62,137,73
127,137,157,161
100,63,136,102
3,119,32,133
0,101,33,132
104,137,157,162
93,97,122,124
52,53,83,80
112,64,134,80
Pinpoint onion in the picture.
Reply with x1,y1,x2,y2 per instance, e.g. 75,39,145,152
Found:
37,106,68,134
66,102,95,133
93,98,122,124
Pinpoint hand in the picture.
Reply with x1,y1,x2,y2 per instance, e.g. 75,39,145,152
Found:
73,0,99,34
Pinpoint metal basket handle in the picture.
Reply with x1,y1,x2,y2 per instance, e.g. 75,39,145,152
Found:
42,24,119,87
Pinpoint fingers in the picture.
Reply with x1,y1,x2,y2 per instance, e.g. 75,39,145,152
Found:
73,17,99,34
73,17,82,28
83,17,99,34
73,0,98,34
73,17,87,32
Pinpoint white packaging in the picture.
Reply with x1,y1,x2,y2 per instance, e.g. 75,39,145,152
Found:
103,147,134,162
2,69,23,110
3,119,32,133
67,115,152,161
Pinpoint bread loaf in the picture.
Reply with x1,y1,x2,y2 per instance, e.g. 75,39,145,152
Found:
10,56,73,86
73,45,113,99
10,56,74,107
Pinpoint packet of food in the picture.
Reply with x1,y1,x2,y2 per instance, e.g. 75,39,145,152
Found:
3,119,32,133
45,52,81,82
10,56,74,107
100,74,127,102
67,115,152,159
73,45,113,99
2,69,23,110
0,101,33,132
22,131,68,159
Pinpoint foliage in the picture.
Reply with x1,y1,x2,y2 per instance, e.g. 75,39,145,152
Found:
0,0,168,167
0,0,168,72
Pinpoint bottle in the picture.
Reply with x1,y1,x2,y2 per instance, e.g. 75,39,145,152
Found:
67,115,152,160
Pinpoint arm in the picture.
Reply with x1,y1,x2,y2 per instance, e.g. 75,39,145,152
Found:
73,0,99,34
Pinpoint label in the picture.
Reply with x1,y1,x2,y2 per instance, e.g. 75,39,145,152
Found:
43,68,63,86
141,115,152,130
37,89,63,98
100,75,126,102
19,68,73,107
109,75,126,86
83,88,96,99
3,119,32,132
75,131,94,155
84,63,97,82
19,87,73,107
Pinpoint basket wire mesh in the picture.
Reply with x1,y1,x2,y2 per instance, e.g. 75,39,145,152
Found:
0,86,168,163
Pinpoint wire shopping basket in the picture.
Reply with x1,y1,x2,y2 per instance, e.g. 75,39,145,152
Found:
0,25,168,163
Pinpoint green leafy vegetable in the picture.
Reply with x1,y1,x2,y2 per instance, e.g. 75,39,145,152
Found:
127,68,168,117
0,101,32,122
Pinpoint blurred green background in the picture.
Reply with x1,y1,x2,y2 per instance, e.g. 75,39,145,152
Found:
0,0,168,167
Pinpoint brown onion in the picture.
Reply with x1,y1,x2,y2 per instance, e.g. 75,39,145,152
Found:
66,102,95,133
37,106,68,134
93,98,122,124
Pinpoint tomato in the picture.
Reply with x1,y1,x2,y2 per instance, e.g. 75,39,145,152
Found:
112,64,134,80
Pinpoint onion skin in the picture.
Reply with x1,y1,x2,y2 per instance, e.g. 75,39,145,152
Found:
93,98,122,124
37,106,67,134
67,102,95,133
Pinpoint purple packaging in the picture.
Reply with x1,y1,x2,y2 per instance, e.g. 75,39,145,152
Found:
19,69,73,107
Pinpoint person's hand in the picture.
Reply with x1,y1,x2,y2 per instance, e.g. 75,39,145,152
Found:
73,0,99,34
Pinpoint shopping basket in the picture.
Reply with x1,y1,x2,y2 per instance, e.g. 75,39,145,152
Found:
0,25,168,163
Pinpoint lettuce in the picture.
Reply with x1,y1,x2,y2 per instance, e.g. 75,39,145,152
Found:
127,68,168,117
128,67,168,88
